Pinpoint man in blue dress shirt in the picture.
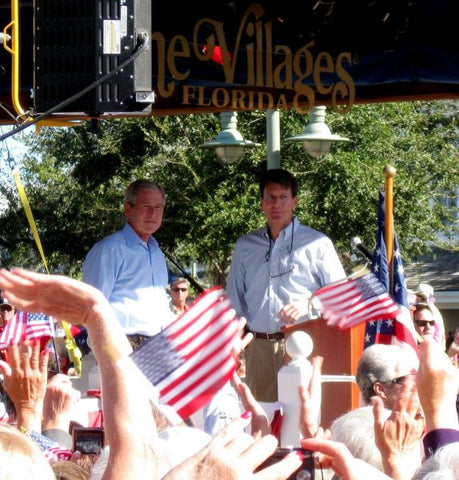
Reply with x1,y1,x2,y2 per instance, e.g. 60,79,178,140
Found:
225,169,345,401
83,179,173,348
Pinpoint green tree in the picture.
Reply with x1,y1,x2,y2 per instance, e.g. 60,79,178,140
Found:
0,101,457,284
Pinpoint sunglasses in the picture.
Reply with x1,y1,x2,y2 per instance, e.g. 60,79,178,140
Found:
0,306,12,312
172,287,188,293
414,320,435,327
386,375,408,385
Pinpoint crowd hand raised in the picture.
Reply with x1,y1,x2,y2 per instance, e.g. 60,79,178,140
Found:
162,412,303,480
278,301,309,325
371,375,424,480
0,341,49,432
300,437,392,480
0,268,105,326
231,375,270,439
42,374,81,432
416,337,459,432
299,356,325,439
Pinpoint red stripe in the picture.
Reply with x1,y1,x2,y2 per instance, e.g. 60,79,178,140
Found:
165,351,235,409
178,309,233,361
394,321,419,355
159,330,235,397
176,369,233,419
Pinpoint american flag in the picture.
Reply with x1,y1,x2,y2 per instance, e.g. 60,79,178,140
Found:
364,190,419,354
28,430,73,462
0,311,54,350
132,287,239,419
313,272,400,329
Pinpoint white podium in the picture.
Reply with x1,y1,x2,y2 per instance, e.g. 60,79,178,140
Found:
277,331,314,447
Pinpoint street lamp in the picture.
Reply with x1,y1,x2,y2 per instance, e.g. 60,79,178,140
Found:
201,111,260,164
286,106,349,157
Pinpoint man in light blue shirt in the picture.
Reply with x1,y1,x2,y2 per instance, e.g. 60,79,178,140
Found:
225,169,345,401
83,179,173,346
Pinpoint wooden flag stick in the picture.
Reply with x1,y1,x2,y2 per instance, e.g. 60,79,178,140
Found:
384,165,396,291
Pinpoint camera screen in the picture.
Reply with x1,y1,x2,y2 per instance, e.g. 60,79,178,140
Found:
73,428,104,455
255,448,315,480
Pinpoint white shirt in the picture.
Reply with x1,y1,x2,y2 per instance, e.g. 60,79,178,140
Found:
225,217,345,333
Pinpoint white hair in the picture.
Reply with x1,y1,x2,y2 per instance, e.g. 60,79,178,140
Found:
411,442,459,480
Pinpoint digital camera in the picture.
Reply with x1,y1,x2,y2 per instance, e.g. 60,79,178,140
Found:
255,447,315,480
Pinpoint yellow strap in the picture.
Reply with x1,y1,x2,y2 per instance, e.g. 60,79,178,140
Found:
13,170,82,377
13,170,49,273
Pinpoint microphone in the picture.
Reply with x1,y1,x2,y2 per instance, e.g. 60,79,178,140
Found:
0,236,11,249
350,236,373,261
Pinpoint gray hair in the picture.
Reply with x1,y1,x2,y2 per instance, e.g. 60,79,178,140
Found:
411,442,459,480
331,406,388,471
355,344,405,404
124,179,165,206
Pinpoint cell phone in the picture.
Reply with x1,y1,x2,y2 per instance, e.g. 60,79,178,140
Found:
255,447,315,480
72,427,104,455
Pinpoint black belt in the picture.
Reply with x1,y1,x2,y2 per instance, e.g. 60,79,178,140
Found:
246,329,284,340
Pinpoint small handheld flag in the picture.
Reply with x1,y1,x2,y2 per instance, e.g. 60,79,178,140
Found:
131,287,239,419
313,273,400,329
0,311,54,350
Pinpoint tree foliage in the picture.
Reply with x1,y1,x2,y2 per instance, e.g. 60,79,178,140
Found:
0,101,457,284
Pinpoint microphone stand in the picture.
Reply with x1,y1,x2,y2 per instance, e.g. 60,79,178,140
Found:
162,251,205,294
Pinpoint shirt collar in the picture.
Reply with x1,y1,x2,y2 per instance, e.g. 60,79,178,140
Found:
262,216,297,240
122,223,156,247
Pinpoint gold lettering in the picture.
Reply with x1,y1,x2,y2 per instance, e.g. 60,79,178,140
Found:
264,22,273,88
245,21,255,85
293,42,314,95
333,52,355,113
167,35,190,81
231,89,247,109
212,88,230,108
257,92,274,109
275,93,289,111
151,32,175,98
273,45,293,89
182,85,197,105
293,91,315,114
255,18,264,86
313,51,334,95
197,86,212,106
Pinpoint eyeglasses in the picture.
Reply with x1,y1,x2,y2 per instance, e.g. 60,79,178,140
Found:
172,288,188,293
414,320,435,327
385,375,408,385
0,306,12,312
266,222,295,279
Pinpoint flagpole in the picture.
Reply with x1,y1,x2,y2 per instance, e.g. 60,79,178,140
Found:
383,165,396,291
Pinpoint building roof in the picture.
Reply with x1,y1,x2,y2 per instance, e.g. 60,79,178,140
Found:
404,247,459,292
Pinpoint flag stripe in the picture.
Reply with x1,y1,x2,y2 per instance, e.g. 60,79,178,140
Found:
0,311,53,350
131,287,239,419
364,190,419,358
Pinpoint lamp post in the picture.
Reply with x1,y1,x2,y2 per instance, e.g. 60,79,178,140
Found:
201,111,260,164
286,106,349,157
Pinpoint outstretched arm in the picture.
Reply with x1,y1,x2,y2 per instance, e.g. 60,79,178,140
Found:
0,268,158,480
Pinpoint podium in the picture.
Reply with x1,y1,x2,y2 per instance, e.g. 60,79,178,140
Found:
282,318,365,429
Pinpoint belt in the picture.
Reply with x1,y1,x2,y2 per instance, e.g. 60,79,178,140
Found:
246,329,284,340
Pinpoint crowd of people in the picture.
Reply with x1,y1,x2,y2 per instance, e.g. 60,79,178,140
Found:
0,171,457,480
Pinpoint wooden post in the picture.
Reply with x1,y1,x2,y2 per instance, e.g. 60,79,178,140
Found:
383,165,396,289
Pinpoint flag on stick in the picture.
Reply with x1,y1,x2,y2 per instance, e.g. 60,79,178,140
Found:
0,311,54,350
28,430,73,462
313,272,400,329
132,287,239,419
364,189,418,354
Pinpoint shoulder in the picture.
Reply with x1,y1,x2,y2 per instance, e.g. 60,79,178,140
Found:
296,222,332,242
233,227,266,249
86,229,126,256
